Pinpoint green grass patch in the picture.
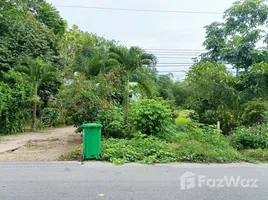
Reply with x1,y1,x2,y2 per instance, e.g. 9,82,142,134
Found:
171,129,242,163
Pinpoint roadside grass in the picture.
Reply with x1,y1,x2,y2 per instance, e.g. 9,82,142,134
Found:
171,131,242,163
241,149,268,163
59,144,83,161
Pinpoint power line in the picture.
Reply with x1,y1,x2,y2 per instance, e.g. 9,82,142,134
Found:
153,54,199,57
158,71,188,73
158,63,194,65
157,57,196,59
152,52,202,54
156,64,193,65
150,53,202,55
156,67,191,69
156,65,192,67
54,5,223,15
148,51,205,53
145,49,207,52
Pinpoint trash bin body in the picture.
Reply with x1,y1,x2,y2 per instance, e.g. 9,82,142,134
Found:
82,123,102,159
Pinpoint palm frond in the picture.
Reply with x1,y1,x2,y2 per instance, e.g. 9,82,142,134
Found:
107,46,157,74
16,58,58,84
141,53,158,67
109,52,125,65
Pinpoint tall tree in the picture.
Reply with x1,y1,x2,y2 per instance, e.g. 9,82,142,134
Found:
186,62,235,115
157,74,176,101
0,0,66,73
17,58,59,131
186,62,239,132
202,0,268,74
108,46,157,122
72,32,116,77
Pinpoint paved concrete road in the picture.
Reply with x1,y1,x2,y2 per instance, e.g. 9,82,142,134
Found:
1,162,268,200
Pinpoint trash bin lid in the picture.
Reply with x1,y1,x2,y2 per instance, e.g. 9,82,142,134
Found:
82,123,102,128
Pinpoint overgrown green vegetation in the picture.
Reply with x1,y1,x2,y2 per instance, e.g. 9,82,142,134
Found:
101,124,243,164
59,125,242,164
229,125,268,150
173,124,242,163
129,99,174,138
101,136,176,165
242,149,268,163
2,0,268,164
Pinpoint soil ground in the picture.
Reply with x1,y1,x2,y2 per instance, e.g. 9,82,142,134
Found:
0,127,82,161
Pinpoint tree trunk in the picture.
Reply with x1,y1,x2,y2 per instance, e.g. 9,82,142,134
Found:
125,73,130,123
31,85,38,132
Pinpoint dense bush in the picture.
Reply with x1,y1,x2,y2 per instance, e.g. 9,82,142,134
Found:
216,109,237,133
97,106,125,138
59,74,103,127
42,105,66,127
58,69,124,128
200,109,237,134
129,99,174,138
229,125,268,150
188,111,199,122
0,70,33,134
242,99,268,125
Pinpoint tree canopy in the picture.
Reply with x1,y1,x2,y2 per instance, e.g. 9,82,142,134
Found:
202,0,268,73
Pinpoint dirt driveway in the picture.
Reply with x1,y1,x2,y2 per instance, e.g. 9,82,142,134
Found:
0,127,82,161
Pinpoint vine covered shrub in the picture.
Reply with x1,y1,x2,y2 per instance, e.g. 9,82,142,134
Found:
129,99,174,138
242,99,268,125
0,70,33,134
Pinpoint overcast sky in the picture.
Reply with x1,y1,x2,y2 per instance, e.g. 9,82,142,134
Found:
48,0,236,79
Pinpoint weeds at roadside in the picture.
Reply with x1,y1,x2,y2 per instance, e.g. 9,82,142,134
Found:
241,149,268,163
59,144,83,161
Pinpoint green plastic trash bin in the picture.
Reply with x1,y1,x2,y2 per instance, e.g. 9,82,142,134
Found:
82,123,102,160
